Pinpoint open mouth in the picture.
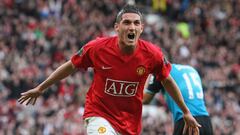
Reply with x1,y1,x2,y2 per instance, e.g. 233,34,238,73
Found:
128,33,135,40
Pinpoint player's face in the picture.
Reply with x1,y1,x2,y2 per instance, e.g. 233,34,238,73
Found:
115,13,143,47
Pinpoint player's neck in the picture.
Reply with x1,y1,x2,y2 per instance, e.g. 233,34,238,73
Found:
118,42,136,55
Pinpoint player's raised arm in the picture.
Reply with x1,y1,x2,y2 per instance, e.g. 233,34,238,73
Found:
161,74,201,135
18,60,77,105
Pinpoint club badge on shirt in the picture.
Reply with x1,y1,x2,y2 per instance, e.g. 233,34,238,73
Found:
136,66,145,76
98,126,106,134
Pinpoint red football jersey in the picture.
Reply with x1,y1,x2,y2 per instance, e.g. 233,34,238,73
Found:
71,36,171,135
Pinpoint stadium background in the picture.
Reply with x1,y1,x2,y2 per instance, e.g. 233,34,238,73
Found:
0,0,239,134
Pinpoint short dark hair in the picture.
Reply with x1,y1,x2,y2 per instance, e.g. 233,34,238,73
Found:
116,4,143,23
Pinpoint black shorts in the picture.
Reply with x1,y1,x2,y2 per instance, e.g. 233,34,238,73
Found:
173,116,213,135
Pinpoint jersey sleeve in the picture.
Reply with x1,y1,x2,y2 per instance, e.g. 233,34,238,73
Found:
153,47,172,81
71,40,96,70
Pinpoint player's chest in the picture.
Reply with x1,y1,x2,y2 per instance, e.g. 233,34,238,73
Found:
93,53,152,80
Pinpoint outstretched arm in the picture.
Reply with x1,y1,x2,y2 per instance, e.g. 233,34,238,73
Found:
18,60,77,105
161,75,190,114
161,75,201,135
36,60,76,92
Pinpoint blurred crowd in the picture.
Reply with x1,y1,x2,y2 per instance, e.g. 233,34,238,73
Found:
0,0,239,135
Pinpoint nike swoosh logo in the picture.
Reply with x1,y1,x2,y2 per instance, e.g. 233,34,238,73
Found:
102,66,112,70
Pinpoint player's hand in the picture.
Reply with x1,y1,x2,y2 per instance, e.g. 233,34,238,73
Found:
18,87,43,105
182,113,201,135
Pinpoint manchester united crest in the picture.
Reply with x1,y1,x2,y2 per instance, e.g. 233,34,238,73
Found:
136,66,146,76
98,126,107,134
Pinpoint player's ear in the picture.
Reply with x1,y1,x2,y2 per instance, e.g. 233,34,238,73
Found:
140,23,144,34
114,23,119,32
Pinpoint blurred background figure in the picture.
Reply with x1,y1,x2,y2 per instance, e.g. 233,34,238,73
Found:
0,0,239,134
143,64,213,135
